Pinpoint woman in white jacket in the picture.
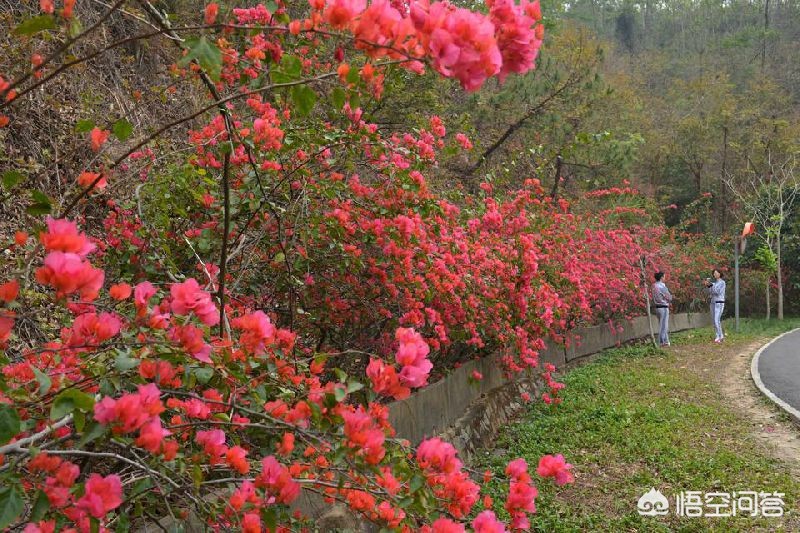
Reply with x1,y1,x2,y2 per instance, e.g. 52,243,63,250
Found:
705,269,726,343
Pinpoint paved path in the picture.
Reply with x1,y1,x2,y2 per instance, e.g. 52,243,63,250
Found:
751,328,800,420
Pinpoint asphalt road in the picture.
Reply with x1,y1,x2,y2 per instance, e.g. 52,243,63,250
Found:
756,329,800,414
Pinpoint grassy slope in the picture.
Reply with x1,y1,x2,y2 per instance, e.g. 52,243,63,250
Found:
478,318,800,532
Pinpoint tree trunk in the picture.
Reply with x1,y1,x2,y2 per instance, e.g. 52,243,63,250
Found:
762,0,770,71
777,231,784,319
766,276,771,320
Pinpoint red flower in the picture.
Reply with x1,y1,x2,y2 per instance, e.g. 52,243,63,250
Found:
135,418,170,453
366,358,410,400
0,280,19,303
39,217,95,257
109,283,132,300
225,445,250,474
204,3,219,24
76,474,123,518
89,127,110,152
77,171,107,192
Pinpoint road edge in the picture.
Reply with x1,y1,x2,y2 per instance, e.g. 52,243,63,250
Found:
750,327,800,424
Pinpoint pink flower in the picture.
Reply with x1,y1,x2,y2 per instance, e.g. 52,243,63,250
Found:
472,510,507,533
65,312,122,346
256,455,300,504
536,454,574,485
196,429,228,459
168,324,213,363
505,480,537,514
417,437,462,473
455,133,473,150
76,474,123,518
395,327,433,388
134,281,156,314
170,278,219,326
505,458,530,482
232,310,276,354
429,518,466,533
35,252,104,301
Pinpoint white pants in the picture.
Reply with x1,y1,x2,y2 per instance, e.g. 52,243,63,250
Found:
656,308,670,345
712,302,725,339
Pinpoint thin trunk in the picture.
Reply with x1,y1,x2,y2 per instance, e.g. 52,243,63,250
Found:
762,0,770,71
720,127,728,231
777,230,784,319
640,257,657,348
766,276,771,320
550,154,564,200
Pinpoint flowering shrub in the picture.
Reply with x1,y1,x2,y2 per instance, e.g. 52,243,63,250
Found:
0,0,721,530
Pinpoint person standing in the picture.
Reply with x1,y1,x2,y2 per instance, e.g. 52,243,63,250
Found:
706,269,726,343
652,271,673,347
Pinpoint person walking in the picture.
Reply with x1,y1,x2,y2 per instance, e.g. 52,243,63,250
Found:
706,269,726,343
652,271,673,347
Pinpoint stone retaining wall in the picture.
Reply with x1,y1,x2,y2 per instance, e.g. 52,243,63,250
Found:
388,312,711,450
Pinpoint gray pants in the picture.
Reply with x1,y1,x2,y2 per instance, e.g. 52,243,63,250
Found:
712,302,725,339
656,307,670,345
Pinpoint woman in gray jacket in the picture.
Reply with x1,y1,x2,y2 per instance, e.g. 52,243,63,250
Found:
705,269,726,343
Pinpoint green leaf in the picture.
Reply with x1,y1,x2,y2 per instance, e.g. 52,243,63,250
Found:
409,474,425,493
73,410,86,432
346,381,364,394
13,14,56,35
112,118,133,141
0,404,21,445
346,66,360,85
115,512,131,533
281,55,302,77
0,486,24,529
29,490,50,522
331,87,346,110
77,422,106,449
334,387,346,402
75,119,95,133
1,171,24,190
193,367,214,385
50,389,95,420
270,70,294,84
179,36,223,81
27,190,52,216
68,17,83,38
114,353,140,371
32,367,52,396
264,0,279,14
291,85,316,116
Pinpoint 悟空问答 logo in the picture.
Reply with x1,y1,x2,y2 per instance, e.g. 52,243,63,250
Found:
638,488,669,516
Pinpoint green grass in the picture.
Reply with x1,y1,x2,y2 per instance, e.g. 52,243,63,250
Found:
476,318,800,532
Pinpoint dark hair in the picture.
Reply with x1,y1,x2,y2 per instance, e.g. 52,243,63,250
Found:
712,269,723,278
654,271,664,281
